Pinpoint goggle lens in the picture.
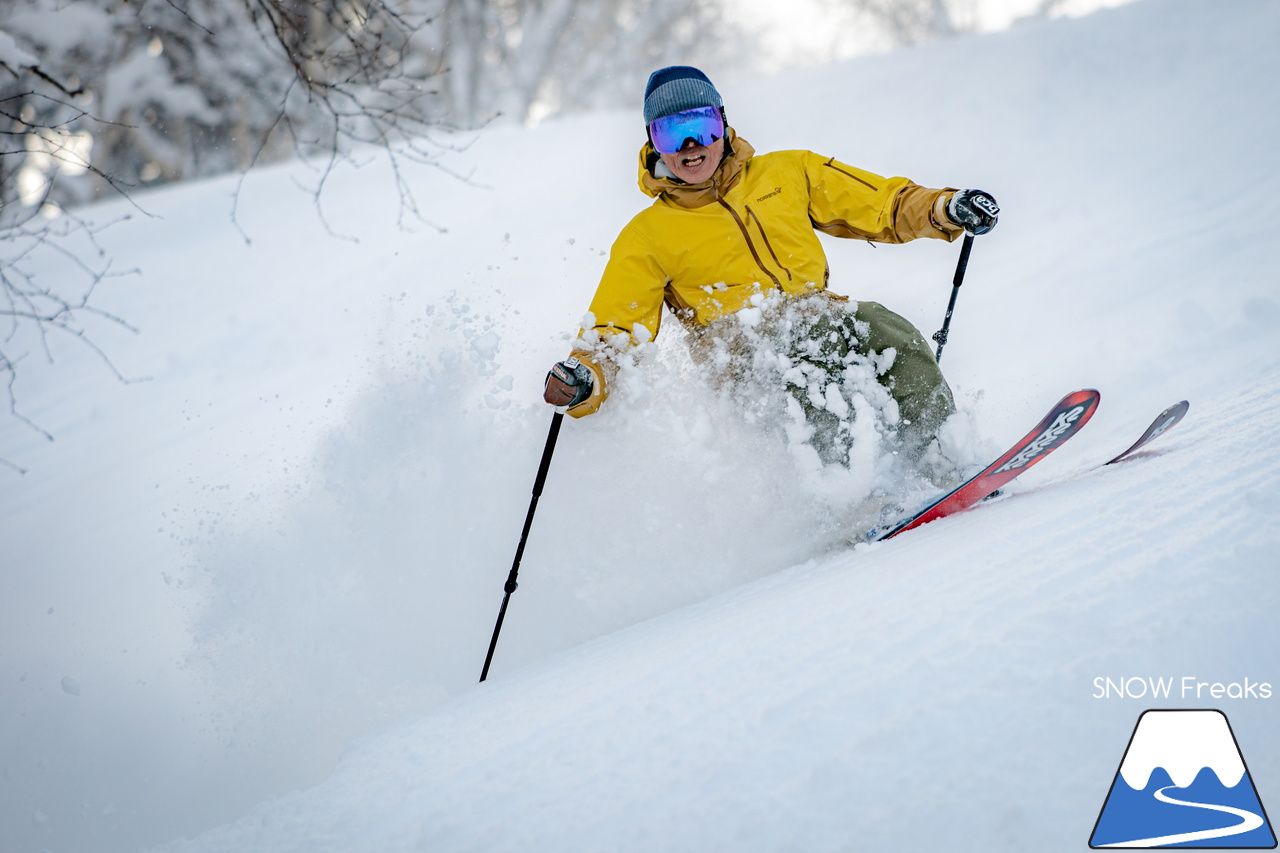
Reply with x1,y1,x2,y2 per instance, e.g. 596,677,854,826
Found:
649,107,724,155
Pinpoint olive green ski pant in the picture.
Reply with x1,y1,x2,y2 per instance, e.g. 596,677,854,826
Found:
693,293,956,466
793,299,955,462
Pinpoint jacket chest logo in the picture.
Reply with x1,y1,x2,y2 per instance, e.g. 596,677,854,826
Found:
755,187,783,203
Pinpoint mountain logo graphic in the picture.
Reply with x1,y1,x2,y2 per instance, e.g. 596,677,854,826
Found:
1090,710,1277,848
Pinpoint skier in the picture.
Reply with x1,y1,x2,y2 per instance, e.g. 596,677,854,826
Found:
543,65,998,470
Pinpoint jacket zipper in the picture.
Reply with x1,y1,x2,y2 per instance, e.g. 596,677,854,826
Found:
716,198,782,289
746,205,792,282
822,158,878,191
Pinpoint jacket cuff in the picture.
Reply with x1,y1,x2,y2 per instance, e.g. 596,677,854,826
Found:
565,350,608,418
926,188,957,236
933,189,965,239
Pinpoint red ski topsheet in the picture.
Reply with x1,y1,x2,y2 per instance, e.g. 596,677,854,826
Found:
878,389,1101,540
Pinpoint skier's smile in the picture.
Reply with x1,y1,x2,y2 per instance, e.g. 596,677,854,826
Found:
661,136,724,184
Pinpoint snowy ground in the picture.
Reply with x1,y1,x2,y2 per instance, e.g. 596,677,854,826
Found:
2,1,1278,851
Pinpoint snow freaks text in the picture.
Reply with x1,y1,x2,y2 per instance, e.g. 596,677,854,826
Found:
1092,677,1274,701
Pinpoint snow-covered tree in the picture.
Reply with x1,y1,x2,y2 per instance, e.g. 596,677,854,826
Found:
1,0,444,213
1,0,448,440
416,0,732,126
820,0,959,49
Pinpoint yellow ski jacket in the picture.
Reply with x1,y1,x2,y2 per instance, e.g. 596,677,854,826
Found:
566,129,964,417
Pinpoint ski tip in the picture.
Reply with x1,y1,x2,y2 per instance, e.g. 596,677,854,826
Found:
1061,388,1102,406
1104,399,1191,465
1056,389,1102,431
1050,389,1102,429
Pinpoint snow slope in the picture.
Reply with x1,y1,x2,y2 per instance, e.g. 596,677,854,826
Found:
2,1,1278,851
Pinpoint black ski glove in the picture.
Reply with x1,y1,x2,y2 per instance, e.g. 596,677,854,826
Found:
948,189,1000,235
543,357,594,408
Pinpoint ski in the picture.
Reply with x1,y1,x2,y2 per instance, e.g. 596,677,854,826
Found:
1104,400,1189,465
871,389,1101,541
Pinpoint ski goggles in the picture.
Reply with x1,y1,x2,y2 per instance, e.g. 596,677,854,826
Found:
648,107,725,154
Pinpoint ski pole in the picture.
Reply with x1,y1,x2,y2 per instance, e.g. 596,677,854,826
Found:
932,233,975,363
479,411,565,682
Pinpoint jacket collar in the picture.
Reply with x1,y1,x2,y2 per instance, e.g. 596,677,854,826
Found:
637,127,755,209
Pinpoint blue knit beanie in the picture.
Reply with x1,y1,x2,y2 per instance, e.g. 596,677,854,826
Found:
643,66,723,125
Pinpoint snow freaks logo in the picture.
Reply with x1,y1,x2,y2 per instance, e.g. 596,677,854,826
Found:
1090,710,1277,848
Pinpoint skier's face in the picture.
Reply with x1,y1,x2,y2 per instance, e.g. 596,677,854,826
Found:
660,135,724,184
